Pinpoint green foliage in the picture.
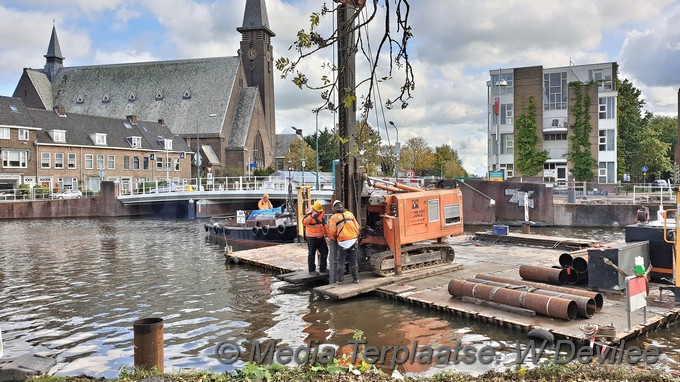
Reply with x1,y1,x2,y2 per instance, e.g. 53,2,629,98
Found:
515,97,549,176
617,78,647,180
399,137,435,176
17,183,30,195
568,82,597,181
34,186,50,197
378,144,397,176
647,115,678,164
354,120,382,176
307,127,339,172
431,144,468,178
254,166,276,177
285,138,317,171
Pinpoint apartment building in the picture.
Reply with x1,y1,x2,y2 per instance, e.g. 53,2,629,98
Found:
487,62,618,185
0,96,193,193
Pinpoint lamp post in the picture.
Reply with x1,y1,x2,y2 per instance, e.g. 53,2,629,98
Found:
292,126,304,186
314,109,320,190
388,121,399,181
494,70,507,176
196,113,217,191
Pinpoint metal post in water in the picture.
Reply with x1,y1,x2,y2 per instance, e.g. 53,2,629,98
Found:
133,317,164,371
329,241,337,284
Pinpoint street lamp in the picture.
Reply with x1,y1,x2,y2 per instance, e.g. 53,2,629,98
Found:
291,126,304,186
197,113,218,191
494,70,507,176
314,109,320,190
388,121,400,181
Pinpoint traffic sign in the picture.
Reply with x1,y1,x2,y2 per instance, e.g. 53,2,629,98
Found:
406,170,415,178
642,165,649,173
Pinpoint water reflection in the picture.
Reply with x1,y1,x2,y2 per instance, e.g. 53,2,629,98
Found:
0,218,674,377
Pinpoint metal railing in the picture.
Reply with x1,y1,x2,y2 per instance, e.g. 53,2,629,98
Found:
122,176,335,196
0,186,95,201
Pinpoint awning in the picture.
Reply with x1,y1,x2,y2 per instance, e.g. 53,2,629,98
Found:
201,145,220,165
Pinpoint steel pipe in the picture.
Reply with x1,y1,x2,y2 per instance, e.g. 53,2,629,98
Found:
467,278,597,318
520,264,569,285
475,274,603,311
448,279,578,321
133,317,164,370
572,256,589,273
564,266,579,285
559,253,573,268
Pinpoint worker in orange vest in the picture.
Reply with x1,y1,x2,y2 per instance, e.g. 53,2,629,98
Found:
328,200,360,284
303,201,328,275
258,194,272,210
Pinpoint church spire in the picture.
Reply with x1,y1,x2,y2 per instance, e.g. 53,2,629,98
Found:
237,0,275,37
44,22,64,82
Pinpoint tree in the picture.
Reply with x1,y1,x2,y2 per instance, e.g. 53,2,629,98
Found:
378,144,396,176
305,127,339,172
647,115,678,165
285,138,317,172
616,78,647,180
515,97,548,176
275,0,414,117
433,144,467,178
568,82,597,181
354,120,382,175
631,134,672,178
399,137,434,176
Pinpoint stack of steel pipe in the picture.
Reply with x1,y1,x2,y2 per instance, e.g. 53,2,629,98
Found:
558,251,589,285
448,278,578,320
519,264,578,285
475,274,603,311
466,278,597,318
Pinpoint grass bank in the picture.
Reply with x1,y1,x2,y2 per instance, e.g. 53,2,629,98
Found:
29,362,677,382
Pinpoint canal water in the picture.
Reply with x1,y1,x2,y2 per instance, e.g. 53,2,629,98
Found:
0,218,677,376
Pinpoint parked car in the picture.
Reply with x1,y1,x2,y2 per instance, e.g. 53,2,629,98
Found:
147,183,179,193
651,179,669,192
52,189,83,199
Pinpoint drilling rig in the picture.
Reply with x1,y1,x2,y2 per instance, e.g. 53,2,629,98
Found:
333,1,463,276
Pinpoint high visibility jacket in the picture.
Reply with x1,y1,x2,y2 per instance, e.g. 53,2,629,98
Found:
328,210,360,242
258,198,272,210
303,209,326,238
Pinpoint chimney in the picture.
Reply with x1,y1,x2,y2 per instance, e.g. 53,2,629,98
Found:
127,115,138,125
158,118,165,126
54,105,66,116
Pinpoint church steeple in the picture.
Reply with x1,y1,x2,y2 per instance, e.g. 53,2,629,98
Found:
44,22,64,82
237,0,275,37
238,0,276,154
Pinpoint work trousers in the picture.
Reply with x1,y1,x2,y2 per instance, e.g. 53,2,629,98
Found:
336,242,359,282
307,237,328,272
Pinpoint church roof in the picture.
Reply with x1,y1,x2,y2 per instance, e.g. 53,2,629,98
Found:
228,87,258,148
49,56,240,136
237,0,275,36
26,70,53,110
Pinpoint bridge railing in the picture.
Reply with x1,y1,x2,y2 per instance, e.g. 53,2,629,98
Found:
123,175,334,195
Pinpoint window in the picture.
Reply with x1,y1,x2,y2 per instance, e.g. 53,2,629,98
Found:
143,157,150,170
491,73,514,95
493,104,514,125
2,150,27,168
68,153,77,169
96,154,105,170
543,72,568,110
599,130,615,151
123,156,131,170
590,69,613,90
9,105,18,112
108,155,115,170
41,152,50,168
599,161,615,183
18,129,29,140
85,154,94,169
544,133,568,141
598,97,615,119
128,136,142,148
166,157,172,171
500,163,514,178
95,134,107,145
174,158,180,171
156,157,163,171
51,130,66,142
0,127,9,139
54,153,64,169
133,156,140,170
501,133,514,155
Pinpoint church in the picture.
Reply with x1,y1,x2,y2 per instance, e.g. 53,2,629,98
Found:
12,0,277,178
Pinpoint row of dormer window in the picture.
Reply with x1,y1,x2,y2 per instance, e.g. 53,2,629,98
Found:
47,130,174,151
76,89,193,104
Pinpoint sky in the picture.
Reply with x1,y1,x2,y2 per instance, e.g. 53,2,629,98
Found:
1,0,679,176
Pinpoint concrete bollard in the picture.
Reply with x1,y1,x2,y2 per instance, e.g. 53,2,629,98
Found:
133,317,164,371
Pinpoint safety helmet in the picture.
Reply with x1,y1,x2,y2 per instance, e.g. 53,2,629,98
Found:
333,200,343,209
313,201,323,212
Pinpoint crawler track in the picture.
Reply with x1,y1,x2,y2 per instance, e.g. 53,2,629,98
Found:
369,243,455,276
